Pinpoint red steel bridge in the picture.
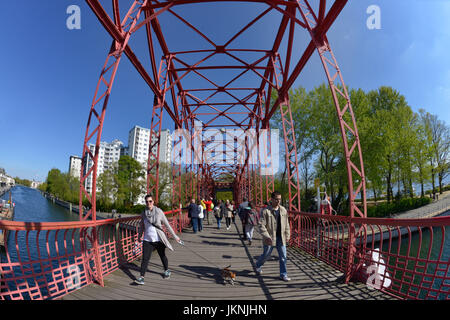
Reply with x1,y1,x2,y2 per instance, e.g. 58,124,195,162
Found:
1,0,449,300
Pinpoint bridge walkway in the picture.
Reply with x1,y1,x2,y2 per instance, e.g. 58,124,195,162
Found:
62,219,391,300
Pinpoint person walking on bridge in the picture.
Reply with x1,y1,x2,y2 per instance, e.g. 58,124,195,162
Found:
213,200,224,229
238,197,249,240
243,200,259,246
255,191,291,282
134,194,183,285
183,198,200,233
197,199,204,232
224,199,233,230
202,197,213,224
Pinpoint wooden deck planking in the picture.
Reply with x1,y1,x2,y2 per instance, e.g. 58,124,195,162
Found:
62,221,392,300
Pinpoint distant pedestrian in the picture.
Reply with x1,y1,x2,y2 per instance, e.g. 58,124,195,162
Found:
238,197,249,240
197,199,204,232
255,191,291,282
202,197,214,224
225,200,233,230
183,198,200,233
214,200,224,229
134,194,183,285
243,200,259,245
231,200,236,223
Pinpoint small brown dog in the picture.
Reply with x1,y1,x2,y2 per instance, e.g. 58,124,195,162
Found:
221,265,236,285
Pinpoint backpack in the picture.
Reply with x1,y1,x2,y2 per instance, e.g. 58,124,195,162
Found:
214,206,221,218
246,209,258,226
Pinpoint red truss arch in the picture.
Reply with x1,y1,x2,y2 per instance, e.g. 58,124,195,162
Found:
79,0,366,283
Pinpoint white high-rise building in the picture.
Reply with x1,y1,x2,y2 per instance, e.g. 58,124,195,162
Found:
159,129,172,163
125,126,172,205
127,126,172,165
69,155,82,178
85,139,123,194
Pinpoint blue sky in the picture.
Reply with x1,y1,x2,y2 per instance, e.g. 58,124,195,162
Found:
1,0,449,181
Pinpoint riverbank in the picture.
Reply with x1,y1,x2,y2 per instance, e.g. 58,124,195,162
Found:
390,190,450,219
0,207,14,246
0,185,13,198
0,188,15,248
40,191,137,220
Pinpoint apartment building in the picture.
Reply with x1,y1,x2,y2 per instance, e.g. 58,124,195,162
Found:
68,155,82,178
126,126,172,165
85,139,124,194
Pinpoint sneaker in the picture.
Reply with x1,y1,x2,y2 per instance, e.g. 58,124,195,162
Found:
248,240,252,246
134,276,145,285
255,267,262,275
163,270,171,279
280,275,291,282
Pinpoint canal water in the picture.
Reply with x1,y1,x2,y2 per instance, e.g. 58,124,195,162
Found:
1,185,79,223
380,210,450,299
0,186,83,299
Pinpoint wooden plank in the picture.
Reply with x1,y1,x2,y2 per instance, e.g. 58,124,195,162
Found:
62,222,393,300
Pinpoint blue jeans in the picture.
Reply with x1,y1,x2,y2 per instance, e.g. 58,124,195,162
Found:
191,217,199,233
215,217,222,229
198,218,203,231
255,236,288,277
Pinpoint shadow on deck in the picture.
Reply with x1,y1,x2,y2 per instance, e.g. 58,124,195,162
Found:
62,219,392,300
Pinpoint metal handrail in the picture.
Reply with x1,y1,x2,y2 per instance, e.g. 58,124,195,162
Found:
0,208,189,300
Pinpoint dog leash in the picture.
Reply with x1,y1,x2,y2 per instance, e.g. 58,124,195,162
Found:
150,223,222,269
135,219,227,269
177,240,226,270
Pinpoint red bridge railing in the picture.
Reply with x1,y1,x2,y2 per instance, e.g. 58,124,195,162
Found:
289,211,450,300
0,209,189,300
2,207,449,300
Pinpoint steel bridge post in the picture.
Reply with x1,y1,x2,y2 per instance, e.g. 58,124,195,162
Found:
296,0,368,282
147,95,164,203
79,0,148,287
147,53,171,203
278,96,302,212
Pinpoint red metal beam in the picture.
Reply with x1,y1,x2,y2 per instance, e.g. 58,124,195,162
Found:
85,0,182,127
263,0,348,124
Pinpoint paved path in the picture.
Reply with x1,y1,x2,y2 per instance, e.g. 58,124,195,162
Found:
391,190,450,219
63,220,390,300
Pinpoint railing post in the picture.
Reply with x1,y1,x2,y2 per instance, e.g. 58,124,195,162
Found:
317,220,321,258
92,227,105,287
114,219,125,265
344,221,357,283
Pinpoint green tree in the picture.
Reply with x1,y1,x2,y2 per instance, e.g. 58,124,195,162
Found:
14,177,32,187
366,87,412,202
414,109,433,197
44,169,79,202
308,84,345,207
156,162,173,207
116,155,145,207
97,164,118,207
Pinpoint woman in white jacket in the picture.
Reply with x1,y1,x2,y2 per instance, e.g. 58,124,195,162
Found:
134,194,183,285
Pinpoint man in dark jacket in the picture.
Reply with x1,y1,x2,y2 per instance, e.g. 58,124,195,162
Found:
238,197,249,239
183,198,200,233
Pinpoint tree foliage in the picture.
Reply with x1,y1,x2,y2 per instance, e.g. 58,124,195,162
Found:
270,83,450,216
42,168,79,203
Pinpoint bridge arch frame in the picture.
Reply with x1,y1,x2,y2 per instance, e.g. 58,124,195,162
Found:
79,0,366,284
